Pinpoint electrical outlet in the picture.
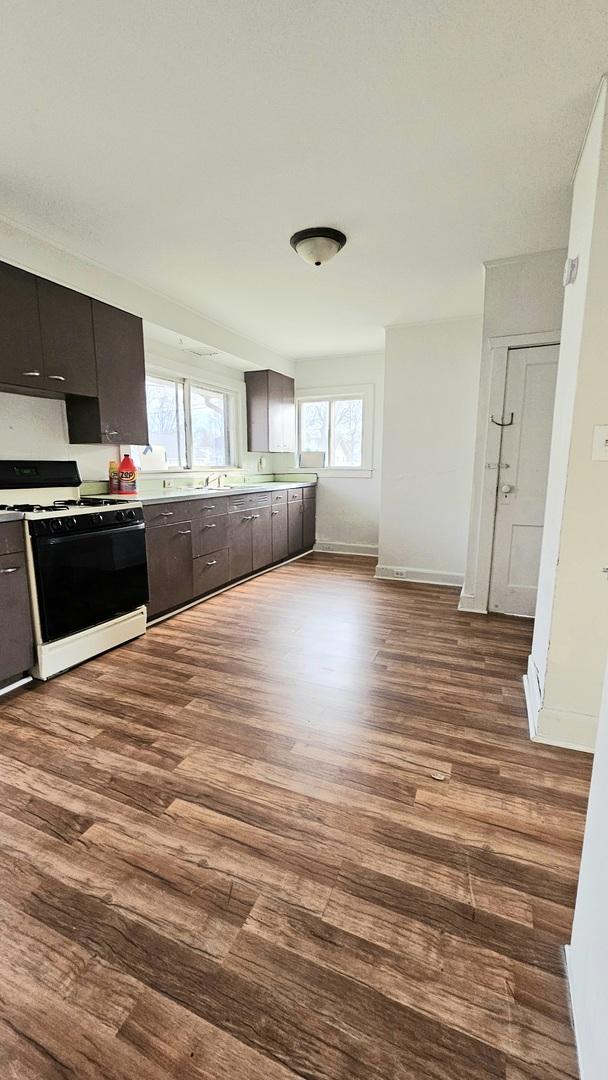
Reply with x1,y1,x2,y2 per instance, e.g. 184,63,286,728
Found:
316,543,332,551
393,569,406,578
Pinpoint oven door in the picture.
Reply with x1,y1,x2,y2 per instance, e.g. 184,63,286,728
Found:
32,522,149,643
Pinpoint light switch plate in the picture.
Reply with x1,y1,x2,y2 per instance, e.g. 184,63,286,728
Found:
592,425,608,460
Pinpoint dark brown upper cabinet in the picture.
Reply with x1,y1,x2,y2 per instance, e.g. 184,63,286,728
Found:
37,277,97,396
244,369,296,453
66,300,149,445
0,261,45,391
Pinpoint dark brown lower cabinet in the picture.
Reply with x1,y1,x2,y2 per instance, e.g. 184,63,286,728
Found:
251,506,272,571
271,504,288,562
146,521,194,617
0,549,33,684
192,514,228,558
288,500,303,554
302,494,316,549
193,548,229,595
228,512,254,579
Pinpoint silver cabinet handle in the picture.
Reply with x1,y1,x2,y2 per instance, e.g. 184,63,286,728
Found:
203,505,216,510
104,428,119,438
160,511,174,517
178,529,191,535
206,560,218,566
48,374,66,381
242,515,253,522
271,510,279,516
251,514,260,519
22,370,40,377
0,567,19,574
203,522,216,529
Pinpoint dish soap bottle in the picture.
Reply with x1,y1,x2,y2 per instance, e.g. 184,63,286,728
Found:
119,452,138,496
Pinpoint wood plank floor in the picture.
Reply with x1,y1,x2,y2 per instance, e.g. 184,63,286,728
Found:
0,552,592,1079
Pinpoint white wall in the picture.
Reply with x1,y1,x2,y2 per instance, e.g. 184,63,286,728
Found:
528,80,608,751
294,353,384,554
461,250,566,611
377,317,482,585
568,657,608,1080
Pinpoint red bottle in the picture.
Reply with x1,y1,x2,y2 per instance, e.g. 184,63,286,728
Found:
118,453,138,496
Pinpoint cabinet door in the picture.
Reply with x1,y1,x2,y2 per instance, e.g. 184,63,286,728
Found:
146,522,194,618
302,495,316,549
271,503,288,562
287,500,303,554
251,506,272,571
37,278,97,396
92,301,149,444
281,372,296,451
227,513,253,580
0,261,44,391
267,370,284,452
0,551,33,682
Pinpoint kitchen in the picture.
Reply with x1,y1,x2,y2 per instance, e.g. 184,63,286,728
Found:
0,262,319,690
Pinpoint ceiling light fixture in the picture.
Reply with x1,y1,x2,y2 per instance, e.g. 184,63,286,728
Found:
290,227,347,267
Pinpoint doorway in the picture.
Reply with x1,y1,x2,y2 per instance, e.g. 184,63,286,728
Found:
488,344,558,616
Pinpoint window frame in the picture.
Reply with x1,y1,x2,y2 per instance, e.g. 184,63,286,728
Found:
143,370,238,471
296,383,374,476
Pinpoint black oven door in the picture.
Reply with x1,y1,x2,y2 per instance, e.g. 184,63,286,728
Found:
33,522,149,643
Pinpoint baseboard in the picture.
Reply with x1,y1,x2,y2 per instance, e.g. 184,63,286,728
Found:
524,655,596,752
523,654,542,740
564,946,585,1080
314,541,378,557
374,564,463,587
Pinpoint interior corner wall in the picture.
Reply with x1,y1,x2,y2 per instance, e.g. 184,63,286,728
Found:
461,249,566,612
377,317,482,585
294,352,385,555
529,80,608,752
567,655,608,1080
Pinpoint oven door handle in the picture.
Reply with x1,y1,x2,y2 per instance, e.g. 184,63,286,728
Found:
35,521,146,546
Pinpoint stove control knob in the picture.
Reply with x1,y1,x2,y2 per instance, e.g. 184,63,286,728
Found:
92,513,104,526
49,518,64,533
115,510,125,522
125,508,136,520
65,516,78,530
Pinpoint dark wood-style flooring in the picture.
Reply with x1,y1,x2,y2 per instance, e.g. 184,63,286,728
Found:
0,553,592,1079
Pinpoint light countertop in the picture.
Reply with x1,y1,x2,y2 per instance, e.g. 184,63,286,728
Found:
113,480,316,506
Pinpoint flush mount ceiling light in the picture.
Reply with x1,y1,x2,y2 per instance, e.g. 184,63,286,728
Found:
289,227,347,267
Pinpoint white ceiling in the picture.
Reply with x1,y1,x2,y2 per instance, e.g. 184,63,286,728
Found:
1,2,606,358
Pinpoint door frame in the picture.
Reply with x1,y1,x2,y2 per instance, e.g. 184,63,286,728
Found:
459,330,560,614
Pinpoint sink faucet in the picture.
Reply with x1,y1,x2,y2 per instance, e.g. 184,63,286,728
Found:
203,474,225,489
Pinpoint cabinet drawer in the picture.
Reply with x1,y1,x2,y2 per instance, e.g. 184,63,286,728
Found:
270,490,286,504
0,521,25,555
288,488,303,502
303,486,316,500
247,491,271,508
144,501,196,528
193,497,228,518
193,548,229,595
193,514,228,557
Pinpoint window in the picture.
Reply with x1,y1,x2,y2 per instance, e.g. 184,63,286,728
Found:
145,375,186,467
141,374,233,469
298,393,365,468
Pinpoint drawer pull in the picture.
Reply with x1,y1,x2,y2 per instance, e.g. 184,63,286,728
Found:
251,514,260,519
271,510,279,516
178,529,191,535
206,559,218,567
242,515,253,522
203,505,216,510
22,370,41,377
203,523,216,529
48,374,66,381
104,428,119,438
160,511,174,517
0,567,19,574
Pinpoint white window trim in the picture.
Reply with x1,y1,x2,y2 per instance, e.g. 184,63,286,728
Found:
295,383,374,477
144,365,244,472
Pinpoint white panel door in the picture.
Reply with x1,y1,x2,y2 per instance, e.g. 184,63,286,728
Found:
489,344,558,617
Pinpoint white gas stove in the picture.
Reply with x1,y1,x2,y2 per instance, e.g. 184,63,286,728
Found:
0,460,148,680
